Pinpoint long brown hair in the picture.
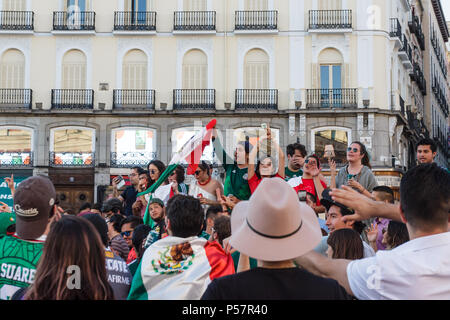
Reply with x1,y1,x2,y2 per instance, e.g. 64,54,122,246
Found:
327,229,364,260
350,141,372,169
25,216,115,300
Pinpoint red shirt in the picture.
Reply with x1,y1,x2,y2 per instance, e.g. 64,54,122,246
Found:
293,178,327,206
248,174,284,194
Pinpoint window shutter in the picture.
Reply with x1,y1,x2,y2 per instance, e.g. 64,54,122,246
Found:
311,63,318,89
62,50,87,89
0,49,25,88
344,63,350,88
184,0,207,11
183,49,207,89
244,49,269,89
122,50,147,89
4,0,26,11
245,0,268,11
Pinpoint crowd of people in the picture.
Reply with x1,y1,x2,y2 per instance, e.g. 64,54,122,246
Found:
0,127,448,300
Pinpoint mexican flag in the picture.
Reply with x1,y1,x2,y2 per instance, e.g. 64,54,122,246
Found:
127,236,235,300
138,119,217,227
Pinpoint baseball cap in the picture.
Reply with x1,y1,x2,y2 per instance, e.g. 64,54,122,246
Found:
320,188,354,216
0,211,16,235
13,176,56,240
149,198,164,208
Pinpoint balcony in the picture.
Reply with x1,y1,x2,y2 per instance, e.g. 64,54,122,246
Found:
409,63,426,95
0,89,32,109
110,151,156,168
0,152,33,168
389,18,402,47
114,11,156,31
173,89,215,110
398,35,413,69
399,95,406,117
235,11,277,32
408,12,425,50
0,11,33,31
113,89,155,110
235,89,278,110
173,11,215,32
306,88,358,109
53,11,95,31
49,152,94,167
51,89,94,110
309,10,352,31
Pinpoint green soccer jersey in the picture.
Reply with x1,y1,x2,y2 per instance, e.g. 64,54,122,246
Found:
0,235,44,300
285,167,303,181
213,138,251,201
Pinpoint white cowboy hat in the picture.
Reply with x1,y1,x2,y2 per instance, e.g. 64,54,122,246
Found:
230,178,321,261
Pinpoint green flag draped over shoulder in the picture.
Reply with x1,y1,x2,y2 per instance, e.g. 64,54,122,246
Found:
138,119,217,227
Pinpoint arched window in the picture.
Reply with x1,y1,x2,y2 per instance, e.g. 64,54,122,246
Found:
0,49,25,88
311,127,351,166
111,127,156,167
172,127,215,162
244,49,269,89
62,49,86,89
50,127,95,166
122,49,148,89
0,127,32,166
3,0,26,11
245,0,267,10
183,0,207,11
182,49,207,89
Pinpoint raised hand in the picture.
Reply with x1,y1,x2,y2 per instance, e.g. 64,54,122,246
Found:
365,223,378,243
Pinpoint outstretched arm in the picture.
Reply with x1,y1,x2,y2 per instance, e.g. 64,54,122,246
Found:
295,251,353,296
330,186,402,222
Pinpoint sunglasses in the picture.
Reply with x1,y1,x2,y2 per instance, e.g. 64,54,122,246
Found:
304,159,317,166
121,231,132,237
150,169,158,174
347,174,358,180
347,147,359,153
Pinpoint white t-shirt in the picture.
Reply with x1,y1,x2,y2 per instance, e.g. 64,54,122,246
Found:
346,232,450,300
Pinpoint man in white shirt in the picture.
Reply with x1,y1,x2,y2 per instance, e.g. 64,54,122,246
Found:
295,163,450,300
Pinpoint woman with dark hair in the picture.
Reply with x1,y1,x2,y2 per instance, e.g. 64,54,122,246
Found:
332,141,377,198
382,221,409,250
188,161,223,208
147,160,167,186
326,228,364,260
247,128,285,194
168,164,189,195
132,170,152,218
25,216,115,300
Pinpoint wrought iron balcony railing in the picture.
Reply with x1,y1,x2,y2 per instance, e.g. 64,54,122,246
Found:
389,18,402,38
399,34,412,62
0,152,33,167
0,89,32,109
174,11,215,31
49,152,94,167
235,89,278,110
51,89,94,110
399,95,405,117
0,11,33,30
309,10,352,30
306,88,358,109
110,151,157,168
113,89,155,109
114,11,156,31
53,11,95,31
235,11,277,30
173,89,215,110
410,63,426,95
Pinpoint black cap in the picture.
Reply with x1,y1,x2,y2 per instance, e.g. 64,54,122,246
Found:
321,188,354,216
